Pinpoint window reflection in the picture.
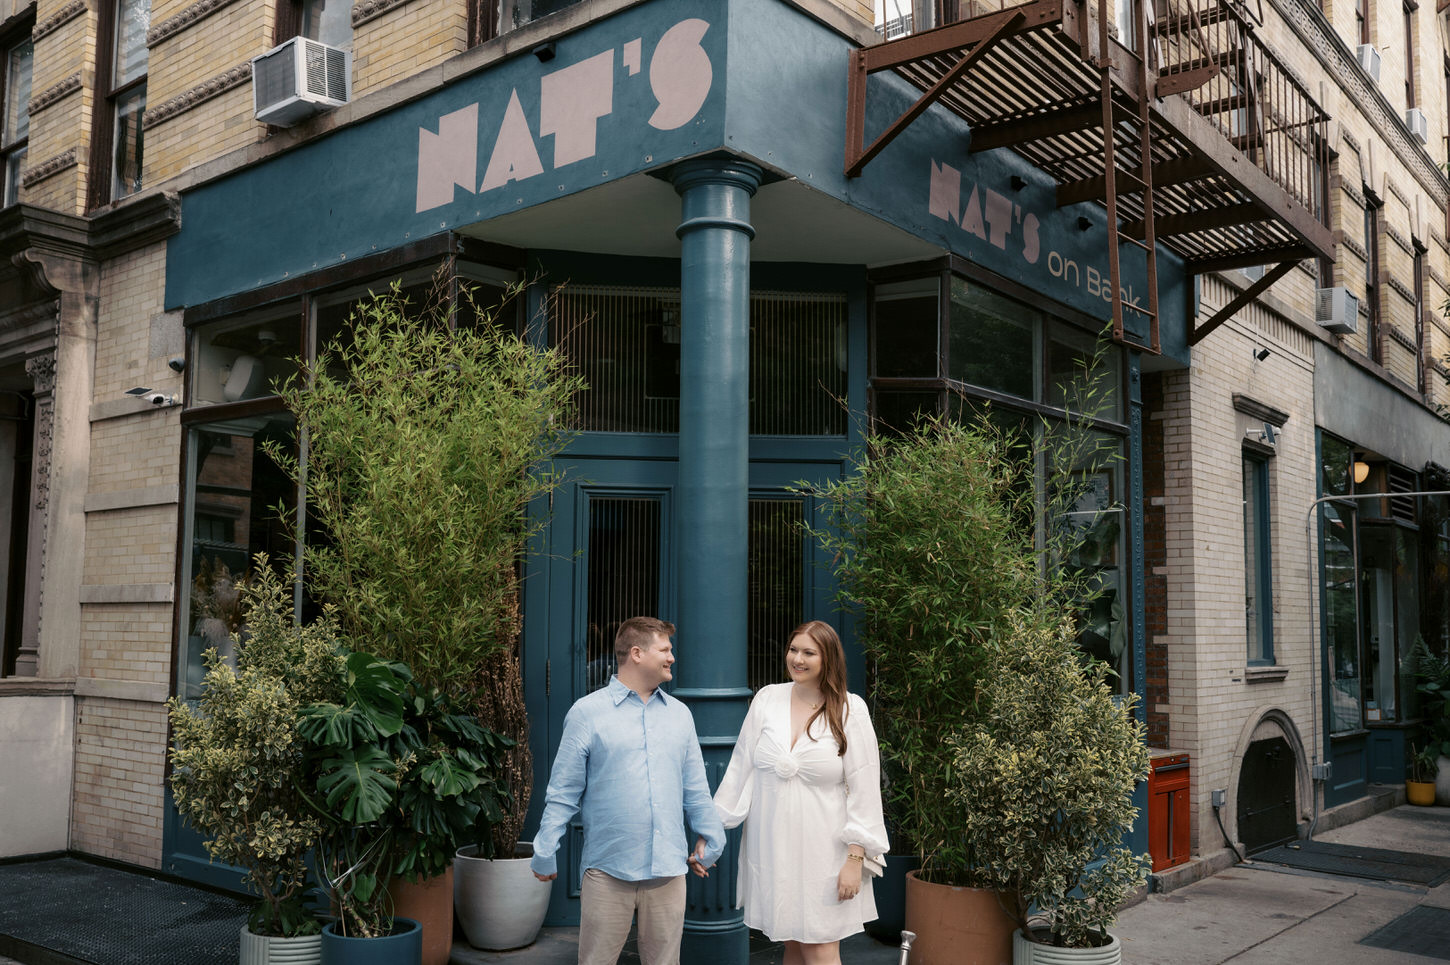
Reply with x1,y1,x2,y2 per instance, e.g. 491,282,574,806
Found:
180,416,297,698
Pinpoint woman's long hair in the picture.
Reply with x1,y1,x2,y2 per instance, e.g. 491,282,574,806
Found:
791,620,849,756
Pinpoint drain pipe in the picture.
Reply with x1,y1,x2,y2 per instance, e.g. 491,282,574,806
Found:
1302,488,1450,839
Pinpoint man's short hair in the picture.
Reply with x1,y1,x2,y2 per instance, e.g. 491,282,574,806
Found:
614,616,676,663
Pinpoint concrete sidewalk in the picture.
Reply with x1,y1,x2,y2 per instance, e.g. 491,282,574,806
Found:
1115,801,1450,964
3,795,1447,965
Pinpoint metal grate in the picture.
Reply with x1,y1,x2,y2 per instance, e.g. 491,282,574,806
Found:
1359,904,1450,959
585,495,661,692
552,286,847,435
747,497,806,690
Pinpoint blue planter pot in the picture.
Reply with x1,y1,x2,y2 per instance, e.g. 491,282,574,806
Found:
320,917,422,965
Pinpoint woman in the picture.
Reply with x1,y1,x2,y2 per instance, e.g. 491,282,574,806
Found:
713,621,889,965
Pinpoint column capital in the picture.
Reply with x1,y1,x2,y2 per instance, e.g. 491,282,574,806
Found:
668,157,764,198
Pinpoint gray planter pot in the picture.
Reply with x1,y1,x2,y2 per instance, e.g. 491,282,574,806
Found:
454,843,552,951
1013,929,1122,965
237,926,322,965
1436,755,1450,806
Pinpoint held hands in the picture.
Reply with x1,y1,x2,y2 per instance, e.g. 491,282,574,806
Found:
836,853,864,902
533,871,557,882
687,836,714,878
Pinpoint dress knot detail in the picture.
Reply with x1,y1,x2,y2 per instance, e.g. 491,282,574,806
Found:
772,756,800,779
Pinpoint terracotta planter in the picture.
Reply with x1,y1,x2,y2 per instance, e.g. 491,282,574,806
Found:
237,926,322,965
904,870,1015,965
1013,928,1121,965
1408,779,1437,806
454,843,552,951
389,866,453,965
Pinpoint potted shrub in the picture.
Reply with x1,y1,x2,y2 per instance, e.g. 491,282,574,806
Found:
265,275,581,955
295,650,511,964
807,415,1039,965
166,563,345,965
947,607,1151,964
1407,744,1438,806
1411,641,1450,804
265,275,577,776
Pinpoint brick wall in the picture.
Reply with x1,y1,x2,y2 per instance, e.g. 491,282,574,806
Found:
71,698,168,867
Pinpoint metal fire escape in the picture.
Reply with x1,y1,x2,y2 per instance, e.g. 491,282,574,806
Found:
845,0,1336,351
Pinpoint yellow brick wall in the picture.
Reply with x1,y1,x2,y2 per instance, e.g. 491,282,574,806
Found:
70,699,168,868
353,1,468,99
143,3,272,184
23,3,95,214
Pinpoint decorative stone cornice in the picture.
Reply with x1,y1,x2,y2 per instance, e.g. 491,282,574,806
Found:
20,148,76,188
1386,324,1418,353
1341,236,1368,261
1339,128,1361,155
1232,393,1291,427
1388,277,1416,303
33,0,85,42
143,62,251,128
1270,0,1449,204
353,0,410,27
1342,182,1365,208
147,0,239,47
29,72,80,116
1386,225,1414,255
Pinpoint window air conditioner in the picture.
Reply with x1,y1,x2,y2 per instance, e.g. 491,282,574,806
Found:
251,37,351,127
1316,287,1359,335
1406,107,1429,145
1356,44,1381,83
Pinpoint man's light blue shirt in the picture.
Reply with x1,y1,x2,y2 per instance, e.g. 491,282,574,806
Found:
531,676,725,882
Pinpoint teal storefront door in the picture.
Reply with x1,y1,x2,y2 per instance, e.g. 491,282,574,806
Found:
525,455,844,926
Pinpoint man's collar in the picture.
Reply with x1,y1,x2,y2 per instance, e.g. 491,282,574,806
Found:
607,675,670,706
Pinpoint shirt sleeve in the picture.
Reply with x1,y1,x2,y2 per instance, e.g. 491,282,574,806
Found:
530,704,591,878
839,694,890,863
681,708,727,868
712,689,763,830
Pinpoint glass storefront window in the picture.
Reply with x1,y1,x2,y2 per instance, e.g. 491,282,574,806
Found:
191,309,302,406
178,414,297,698
1323,501,1360,733
873,279,939,379
948,276,1036,399
1360,524,1402,721
1048,323,1122,421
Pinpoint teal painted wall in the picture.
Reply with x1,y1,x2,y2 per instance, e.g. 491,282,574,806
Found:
166,0,1190,363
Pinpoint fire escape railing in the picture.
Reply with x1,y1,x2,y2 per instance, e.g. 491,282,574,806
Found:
847,0,1336,350
1155,0,1329,232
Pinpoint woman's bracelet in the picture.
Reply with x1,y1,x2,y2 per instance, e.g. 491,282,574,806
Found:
846,853,864,862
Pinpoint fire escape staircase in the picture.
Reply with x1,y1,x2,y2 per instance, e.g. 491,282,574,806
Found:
845,0,1336,350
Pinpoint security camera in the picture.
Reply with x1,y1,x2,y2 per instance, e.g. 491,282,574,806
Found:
149,393,169,406
167,356,186,372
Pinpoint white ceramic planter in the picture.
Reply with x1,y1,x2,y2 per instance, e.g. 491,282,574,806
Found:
237,926,322,965
1013,929,1122,965
454,843,552,951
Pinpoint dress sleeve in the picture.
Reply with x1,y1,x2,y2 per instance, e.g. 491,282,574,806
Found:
713,689,764,830
839,694,890,863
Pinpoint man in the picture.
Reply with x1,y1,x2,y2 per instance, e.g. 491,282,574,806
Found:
531,616,725,965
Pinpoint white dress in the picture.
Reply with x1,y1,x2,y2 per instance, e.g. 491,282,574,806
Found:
714,683,890,944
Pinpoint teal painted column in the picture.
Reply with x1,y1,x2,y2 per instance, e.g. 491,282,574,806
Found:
670,157,761,965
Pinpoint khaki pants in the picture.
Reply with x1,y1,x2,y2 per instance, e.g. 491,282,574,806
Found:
578,868,687,965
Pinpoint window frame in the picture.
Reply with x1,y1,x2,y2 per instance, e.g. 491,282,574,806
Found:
1,25,33,208
1403,0,1417,108
1243,450,1275,666
1364,193,1383,363
87,0,150,210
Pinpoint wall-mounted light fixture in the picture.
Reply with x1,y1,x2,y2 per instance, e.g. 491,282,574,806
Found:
1010,175,1027,192
1076,216,1092,232
1253,347,1272,362
1352,453,1371,485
